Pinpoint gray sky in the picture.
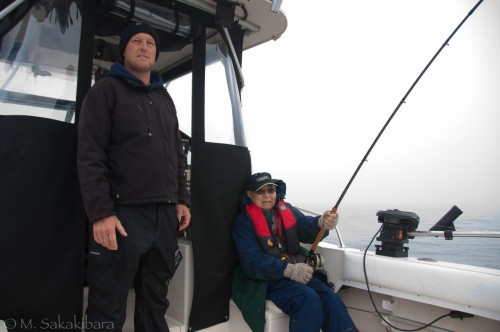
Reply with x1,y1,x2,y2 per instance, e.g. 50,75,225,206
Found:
240,0,500,220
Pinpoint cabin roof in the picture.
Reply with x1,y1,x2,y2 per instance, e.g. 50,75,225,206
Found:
93,0,288,76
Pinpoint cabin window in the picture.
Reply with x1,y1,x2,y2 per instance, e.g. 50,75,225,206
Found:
205,43,246,146
0,1,81,123
164,74,192,172
167,43,247,147
166,75,192,139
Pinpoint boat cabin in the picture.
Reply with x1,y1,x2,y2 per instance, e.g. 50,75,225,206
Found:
0,0,286,330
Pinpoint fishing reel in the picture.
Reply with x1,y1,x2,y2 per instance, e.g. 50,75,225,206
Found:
306,252,324,270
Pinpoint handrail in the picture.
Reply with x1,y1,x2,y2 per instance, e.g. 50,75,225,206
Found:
0,0,27,21
409,231,500,239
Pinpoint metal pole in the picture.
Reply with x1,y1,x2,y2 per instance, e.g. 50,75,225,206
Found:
0,0,27,21
409,231,500,238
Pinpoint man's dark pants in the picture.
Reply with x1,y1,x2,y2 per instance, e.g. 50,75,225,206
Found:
85,203,179,331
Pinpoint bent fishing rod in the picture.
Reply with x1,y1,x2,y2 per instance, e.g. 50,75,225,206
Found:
308,0,485,259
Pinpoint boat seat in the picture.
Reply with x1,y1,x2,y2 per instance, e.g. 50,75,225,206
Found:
166,239,290,331
229,299,289,332
165,238,194,328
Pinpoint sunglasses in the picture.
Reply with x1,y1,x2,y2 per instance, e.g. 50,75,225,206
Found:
254,187,277,195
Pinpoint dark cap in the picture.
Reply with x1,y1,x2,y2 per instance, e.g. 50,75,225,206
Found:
247,172,278,192
119,22,160,61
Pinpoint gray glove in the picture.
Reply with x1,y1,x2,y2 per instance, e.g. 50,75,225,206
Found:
283,263,313,284
318,211,339,230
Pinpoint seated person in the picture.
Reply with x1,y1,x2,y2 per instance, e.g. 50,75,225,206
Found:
232,172,357,332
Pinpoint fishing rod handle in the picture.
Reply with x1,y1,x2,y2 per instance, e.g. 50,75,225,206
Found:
309,208,337,254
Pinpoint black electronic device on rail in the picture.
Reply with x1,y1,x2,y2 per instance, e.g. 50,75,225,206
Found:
375,209,420,257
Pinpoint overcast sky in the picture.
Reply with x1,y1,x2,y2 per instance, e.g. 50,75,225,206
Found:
236,0,500,221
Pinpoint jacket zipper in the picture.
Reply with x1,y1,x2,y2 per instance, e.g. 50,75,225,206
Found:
148,92,169,200
138,103,152,137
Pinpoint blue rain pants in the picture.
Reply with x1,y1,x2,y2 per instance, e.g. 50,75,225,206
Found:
267,275,357,332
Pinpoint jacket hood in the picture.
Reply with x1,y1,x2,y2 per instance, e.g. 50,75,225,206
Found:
239,179,287,207
107,61,164,89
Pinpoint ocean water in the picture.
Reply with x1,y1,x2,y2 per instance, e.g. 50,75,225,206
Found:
321,208,500,270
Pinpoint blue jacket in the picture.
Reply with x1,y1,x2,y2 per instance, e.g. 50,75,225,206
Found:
232,180,328,331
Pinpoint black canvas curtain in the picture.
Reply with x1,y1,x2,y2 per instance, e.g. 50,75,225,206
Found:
0,116,85,331
188,142,251,331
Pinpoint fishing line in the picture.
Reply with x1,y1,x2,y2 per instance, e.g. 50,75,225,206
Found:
309,0,484,255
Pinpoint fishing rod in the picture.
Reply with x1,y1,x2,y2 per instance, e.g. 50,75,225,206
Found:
307,0,485,263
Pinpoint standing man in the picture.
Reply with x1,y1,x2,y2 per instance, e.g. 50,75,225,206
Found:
77,21,191,331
